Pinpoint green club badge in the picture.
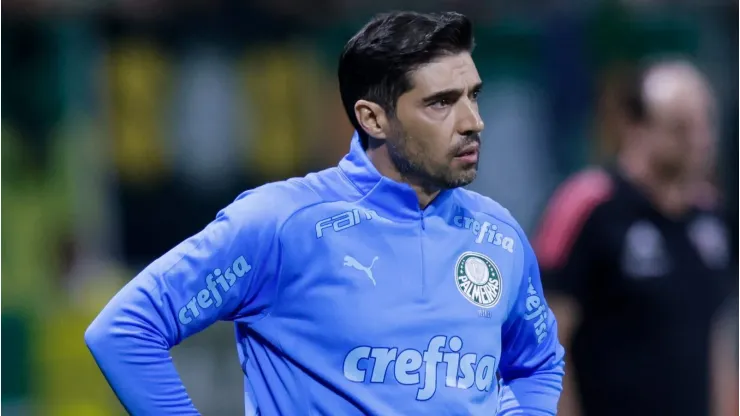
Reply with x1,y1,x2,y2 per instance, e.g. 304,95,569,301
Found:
455,252,502,308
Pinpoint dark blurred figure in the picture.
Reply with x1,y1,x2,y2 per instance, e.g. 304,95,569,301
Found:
533,59,737,416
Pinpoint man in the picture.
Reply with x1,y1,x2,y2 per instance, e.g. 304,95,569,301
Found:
534,60,735,416
86,11,564,415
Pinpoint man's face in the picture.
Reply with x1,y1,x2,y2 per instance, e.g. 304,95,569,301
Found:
640,67,717,181
385,52,484,190
646,98,716,181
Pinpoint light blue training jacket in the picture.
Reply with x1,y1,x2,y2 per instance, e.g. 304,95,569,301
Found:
85,133,565,415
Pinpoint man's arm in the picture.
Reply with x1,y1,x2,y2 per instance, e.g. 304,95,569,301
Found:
710,297,738,416
532,168,613,416
536,237,589,416
497,234,565,415
84,189,282,415
544,296,582,416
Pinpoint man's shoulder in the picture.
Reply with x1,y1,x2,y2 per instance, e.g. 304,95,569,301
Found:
224,167,352,225
551,167,616,207
538,167,618,228
454,188,522,233
533,167,617,269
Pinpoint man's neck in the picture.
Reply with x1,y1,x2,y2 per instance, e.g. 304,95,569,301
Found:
366,145,440,209
617,152,691,218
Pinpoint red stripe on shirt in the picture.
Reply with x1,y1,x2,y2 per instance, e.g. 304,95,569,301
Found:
534,168,615,270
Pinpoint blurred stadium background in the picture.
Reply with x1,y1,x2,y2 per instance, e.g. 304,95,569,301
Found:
2,0,738,415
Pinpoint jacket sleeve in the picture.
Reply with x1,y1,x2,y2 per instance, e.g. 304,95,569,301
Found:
498,234,565,415
84,189,282,415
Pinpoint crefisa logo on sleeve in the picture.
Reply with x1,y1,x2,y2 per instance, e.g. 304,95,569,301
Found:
178,256,252,324
524,276,549,344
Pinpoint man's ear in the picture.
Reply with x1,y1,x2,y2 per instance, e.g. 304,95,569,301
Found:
354,100,389,139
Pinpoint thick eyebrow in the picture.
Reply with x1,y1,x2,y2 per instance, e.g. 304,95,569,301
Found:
421,81,484,105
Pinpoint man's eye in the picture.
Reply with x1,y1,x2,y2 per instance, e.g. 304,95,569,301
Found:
471,90,480,101
431,99,451,108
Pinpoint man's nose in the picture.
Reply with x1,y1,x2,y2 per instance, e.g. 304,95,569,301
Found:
457,100,484,136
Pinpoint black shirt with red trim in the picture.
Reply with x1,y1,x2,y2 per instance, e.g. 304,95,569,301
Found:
534,167,736,416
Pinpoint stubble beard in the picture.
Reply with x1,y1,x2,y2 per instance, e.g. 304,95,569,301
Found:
386,124,479,191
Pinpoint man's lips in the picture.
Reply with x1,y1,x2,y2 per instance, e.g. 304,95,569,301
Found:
454,143,480,163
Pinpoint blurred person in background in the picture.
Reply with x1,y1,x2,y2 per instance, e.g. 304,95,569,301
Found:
709,296,738,416
533,59,736,416
85,11,564,416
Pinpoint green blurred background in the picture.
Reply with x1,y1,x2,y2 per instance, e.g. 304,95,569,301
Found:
2,1,737,415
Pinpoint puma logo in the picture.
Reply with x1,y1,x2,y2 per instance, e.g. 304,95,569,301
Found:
343,255,379,286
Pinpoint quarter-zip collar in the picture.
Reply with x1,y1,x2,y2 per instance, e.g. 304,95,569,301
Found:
338,132,453,220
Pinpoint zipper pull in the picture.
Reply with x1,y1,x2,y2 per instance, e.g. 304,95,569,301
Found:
420,212,426,230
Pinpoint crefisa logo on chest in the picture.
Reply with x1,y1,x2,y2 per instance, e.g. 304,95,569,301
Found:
455,251,502,309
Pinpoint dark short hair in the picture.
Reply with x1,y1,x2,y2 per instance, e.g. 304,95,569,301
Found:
621,64,650,125
338,11,475,149
620,56,699,125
